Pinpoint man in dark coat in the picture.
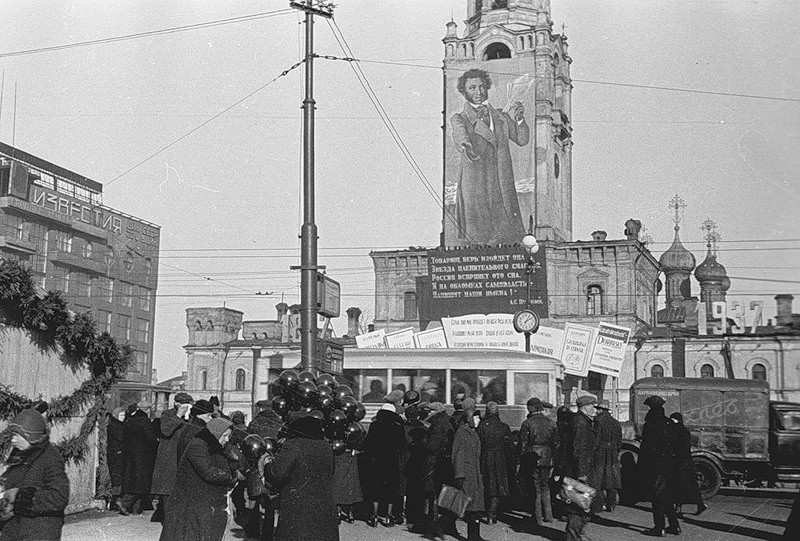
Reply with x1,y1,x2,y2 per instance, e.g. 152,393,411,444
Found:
120,401,158,515
452,405,485,541
363,403,407,526
150,392,194,522
518,397,558,525
594,400,622,512
669,412,707,516
476,401,510,524
175,399,214,466
249,399,283,440
263,411,339,541
159,417,239,541
0,409,70,541
563,395,600,541
424,401,456,539
639,395,681,536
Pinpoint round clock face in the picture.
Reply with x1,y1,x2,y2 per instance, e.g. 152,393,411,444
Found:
513,309,540,334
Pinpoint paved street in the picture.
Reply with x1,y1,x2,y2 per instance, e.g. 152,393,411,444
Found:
63,494,793,541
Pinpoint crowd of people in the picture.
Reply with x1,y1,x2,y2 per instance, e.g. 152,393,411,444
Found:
0,386,735,541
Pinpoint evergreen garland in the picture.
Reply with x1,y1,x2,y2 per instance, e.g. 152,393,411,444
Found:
0,259,133,470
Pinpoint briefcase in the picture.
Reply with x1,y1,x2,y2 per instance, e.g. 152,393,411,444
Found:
557,476,596,513
436,485,472,518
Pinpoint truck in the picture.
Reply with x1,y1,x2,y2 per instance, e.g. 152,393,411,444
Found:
621,377,800,500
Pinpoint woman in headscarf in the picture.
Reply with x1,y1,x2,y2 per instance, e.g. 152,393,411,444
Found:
669,412,707,516
159,417,239,541
0,408,70,541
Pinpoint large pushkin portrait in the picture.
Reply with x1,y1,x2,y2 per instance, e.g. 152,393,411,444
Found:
445,67,536,246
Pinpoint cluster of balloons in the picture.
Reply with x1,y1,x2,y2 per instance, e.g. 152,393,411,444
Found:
270,369,367,455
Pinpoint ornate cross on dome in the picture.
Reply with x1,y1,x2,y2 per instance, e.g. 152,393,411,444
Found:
701,218,719,253
669,194,686,229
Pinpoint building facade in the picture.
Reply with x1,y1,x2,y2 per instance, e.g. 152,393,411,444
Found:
0,142,160,405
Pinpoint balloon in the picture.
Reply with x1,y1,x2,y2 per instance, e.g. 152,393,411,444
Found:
309,409,325,421
263,436,279,456
318,395,335,414
353,402,366,422
330,439,347,455
272,396,290,418
297,381,318,409
240,434,266,465
317,373,337,389
298,370,316,384
340,396,359,421
329,409,348,440
344,421,366,448
334,385,353,401
316,384,333,399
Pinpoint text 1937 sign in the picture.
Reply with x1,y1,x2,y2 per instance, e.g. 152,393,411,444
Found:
427,246,548,320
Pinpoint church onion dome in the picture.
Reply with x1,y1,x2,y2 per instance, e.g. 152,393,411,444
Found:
695,250,728,283
721,275,731,292
659,227,696,273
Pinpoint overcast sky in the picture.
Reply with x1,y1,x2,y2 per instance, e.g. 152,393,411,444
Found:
1,0,798,381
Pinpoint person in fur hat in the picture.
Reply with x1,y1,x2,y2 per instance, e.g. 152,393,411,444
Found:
0,408,70,541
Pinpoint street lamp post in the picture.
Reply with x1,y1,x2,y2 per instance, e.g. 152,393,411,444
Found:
513,216,540,352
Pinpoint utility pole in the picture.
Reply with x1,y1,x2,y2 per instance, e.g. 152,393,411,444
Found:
290,1,334,373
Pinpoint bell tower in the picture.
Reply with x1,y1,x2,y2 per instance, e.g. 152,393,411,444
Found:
442,0,573,246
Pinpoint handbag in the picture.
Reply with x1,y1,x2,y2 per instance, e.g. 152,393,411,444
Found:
436,484,472,518
557,476,596,513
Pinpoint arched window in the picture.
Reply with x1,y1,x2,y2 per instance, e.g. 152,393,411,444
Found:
195,320,203,331
200,370,208,390
447,44,454,57
403,291,418,320
235,368,246,391
460,43,467,57
528,35,534,49
586,285,603,315
206,320,214,330
519,36,525,50
483,42,511,60
752,363,767,381
700,364,715,378
469,43,474,57
651,364,664,378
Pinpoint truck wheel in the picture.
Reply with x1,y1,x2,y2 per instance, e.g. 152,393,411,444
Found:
694,458,721,500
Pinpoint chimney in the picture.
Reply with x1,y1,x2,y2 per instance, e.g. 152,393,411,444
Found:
346,307,362,337
591,230,607,242
775,295,794,326
275,303,289,319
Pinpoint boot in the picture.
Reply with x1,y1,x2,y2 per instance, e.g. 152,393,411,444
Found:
467,517,486,541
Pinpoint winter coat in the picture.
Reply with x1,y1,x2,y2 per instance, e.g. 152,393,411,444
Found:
0,441,69,541
452,423,485,513
121,409,158,495
404,420,429,497
594,411,622,490
476,413,511,497
333,450,363,505
248,409,283,440
362,409,406,502
106,416,125,491
424,410,454,495
158,428,237,541
563,411,599,488
553,407,574,476
518,411,559,469
637,407,677,503
265,417,339,541
175,417,206,466
670,421,702,505
150,407,186,495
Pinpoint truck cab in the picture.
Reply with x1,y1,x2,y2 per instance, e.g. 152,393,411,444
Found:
622,377,800,499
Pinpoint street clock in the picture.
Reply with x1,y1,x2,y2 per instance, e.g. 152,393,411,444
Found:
513,309,540,334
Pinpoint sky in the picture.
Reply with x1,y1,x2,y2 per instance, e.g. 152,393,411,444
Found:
1,0,798,381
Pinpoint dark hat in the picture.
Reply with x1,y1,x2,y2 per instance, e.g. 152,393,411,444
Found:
526,397,554,412
453,398,465,412
209,395,221,407
192,399,214,416
596,400,611,410
643,395,665,408
9,409,48,444
255,399,273,408
174,392,194,404
403,390,420,406
576,394,597,408
462,398,476,412
231,410,246,424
